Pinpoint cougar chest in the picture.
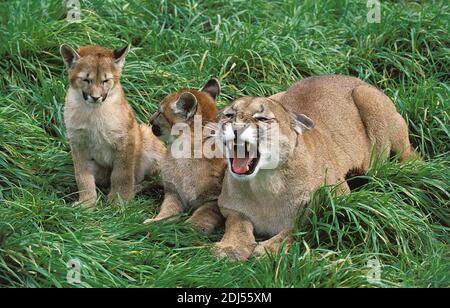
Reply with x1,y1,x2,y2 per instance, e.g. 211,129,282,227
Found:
221,170,308,237
65,100,125,168
161,156,221,208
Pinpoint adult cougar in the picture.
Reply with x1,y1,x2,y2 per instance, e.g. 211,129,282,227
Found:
215,75,415,260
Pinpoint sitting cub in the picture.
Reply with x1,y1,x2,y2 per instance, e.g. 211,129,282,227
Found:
60,44,165,208
215,75,415,260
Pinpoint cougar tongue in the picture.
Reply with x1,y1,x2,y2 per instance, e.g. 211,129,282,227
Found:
232,153,253,174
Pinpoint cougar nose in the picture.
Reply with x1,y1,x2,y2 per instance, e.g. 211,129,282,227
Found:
152,124,162,136
232,122,247,130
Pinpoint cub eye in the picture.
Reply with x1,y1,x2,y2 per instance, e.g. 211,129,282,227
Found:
103,79,111,84
82,79,91,84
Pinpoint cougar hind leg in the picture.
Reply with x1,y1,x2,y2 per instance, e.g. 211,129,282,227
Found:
389,112,416,161
352,85,415,162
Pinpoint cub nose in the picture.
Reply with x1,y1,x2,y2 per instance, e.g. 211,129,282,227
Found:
152,124,162,136
91,96,101,103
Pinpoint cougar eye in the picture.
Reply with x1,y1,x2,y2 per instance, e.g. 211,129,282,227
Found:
254,115,272,122
82,78,91,84
103,79,111,84
223,111,235,118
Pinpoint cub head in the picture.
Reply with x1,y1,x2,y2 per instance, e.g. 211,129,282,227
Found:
218,96,315,180
60,43,129,106
150,78,221,144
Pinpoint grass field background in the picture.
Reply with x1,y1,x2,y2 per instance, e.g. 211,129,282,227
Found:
0,0,448,287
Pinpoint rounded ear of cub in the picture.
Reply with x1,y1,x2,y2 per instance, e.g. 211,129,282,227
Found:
292,113,315,134
174,92,198,119
60,44,80,69
201,77,221,100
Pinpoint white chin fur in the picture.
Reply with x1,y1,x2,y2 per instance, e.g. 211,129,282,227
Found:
85,97,104,106
229,165,260,181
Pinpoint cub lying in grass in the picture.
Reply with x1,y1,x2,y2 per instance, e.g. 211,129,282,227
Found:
215,75,416,260
60,44,165,208
143,78,226,234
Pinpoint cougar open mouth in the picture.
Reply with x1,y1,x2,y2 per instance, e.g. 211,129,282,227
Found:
229,141,260,176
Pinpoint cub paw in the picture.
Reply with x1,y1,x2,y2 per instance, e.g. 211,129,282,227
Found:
143,217,164,225
214,242,256,262
73,199,96,209
107,193,119,204
107,192,130,205
143,215,178,225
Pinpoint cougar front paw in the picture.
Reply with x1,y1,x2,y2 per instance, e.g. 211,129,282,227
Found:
214,242,256,261
253,243,273,258
253,238,292,258
187,216,222,235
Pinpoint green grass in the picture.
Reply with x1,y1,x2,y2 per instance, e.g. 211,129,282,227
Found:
0,0,449,288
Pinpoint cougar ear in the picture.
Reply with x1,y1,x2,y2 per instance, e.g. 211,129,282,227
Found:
60,44,80,69
201,77,221,100
292,113,315,134
173,92,198,119
113,44,130,70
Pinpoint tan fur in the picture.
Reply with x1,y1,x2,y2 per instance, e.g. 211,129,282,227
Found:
61,44,165,208
268,91,286,102
215,210,256,261
144,79,226,234
216,75,415,260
